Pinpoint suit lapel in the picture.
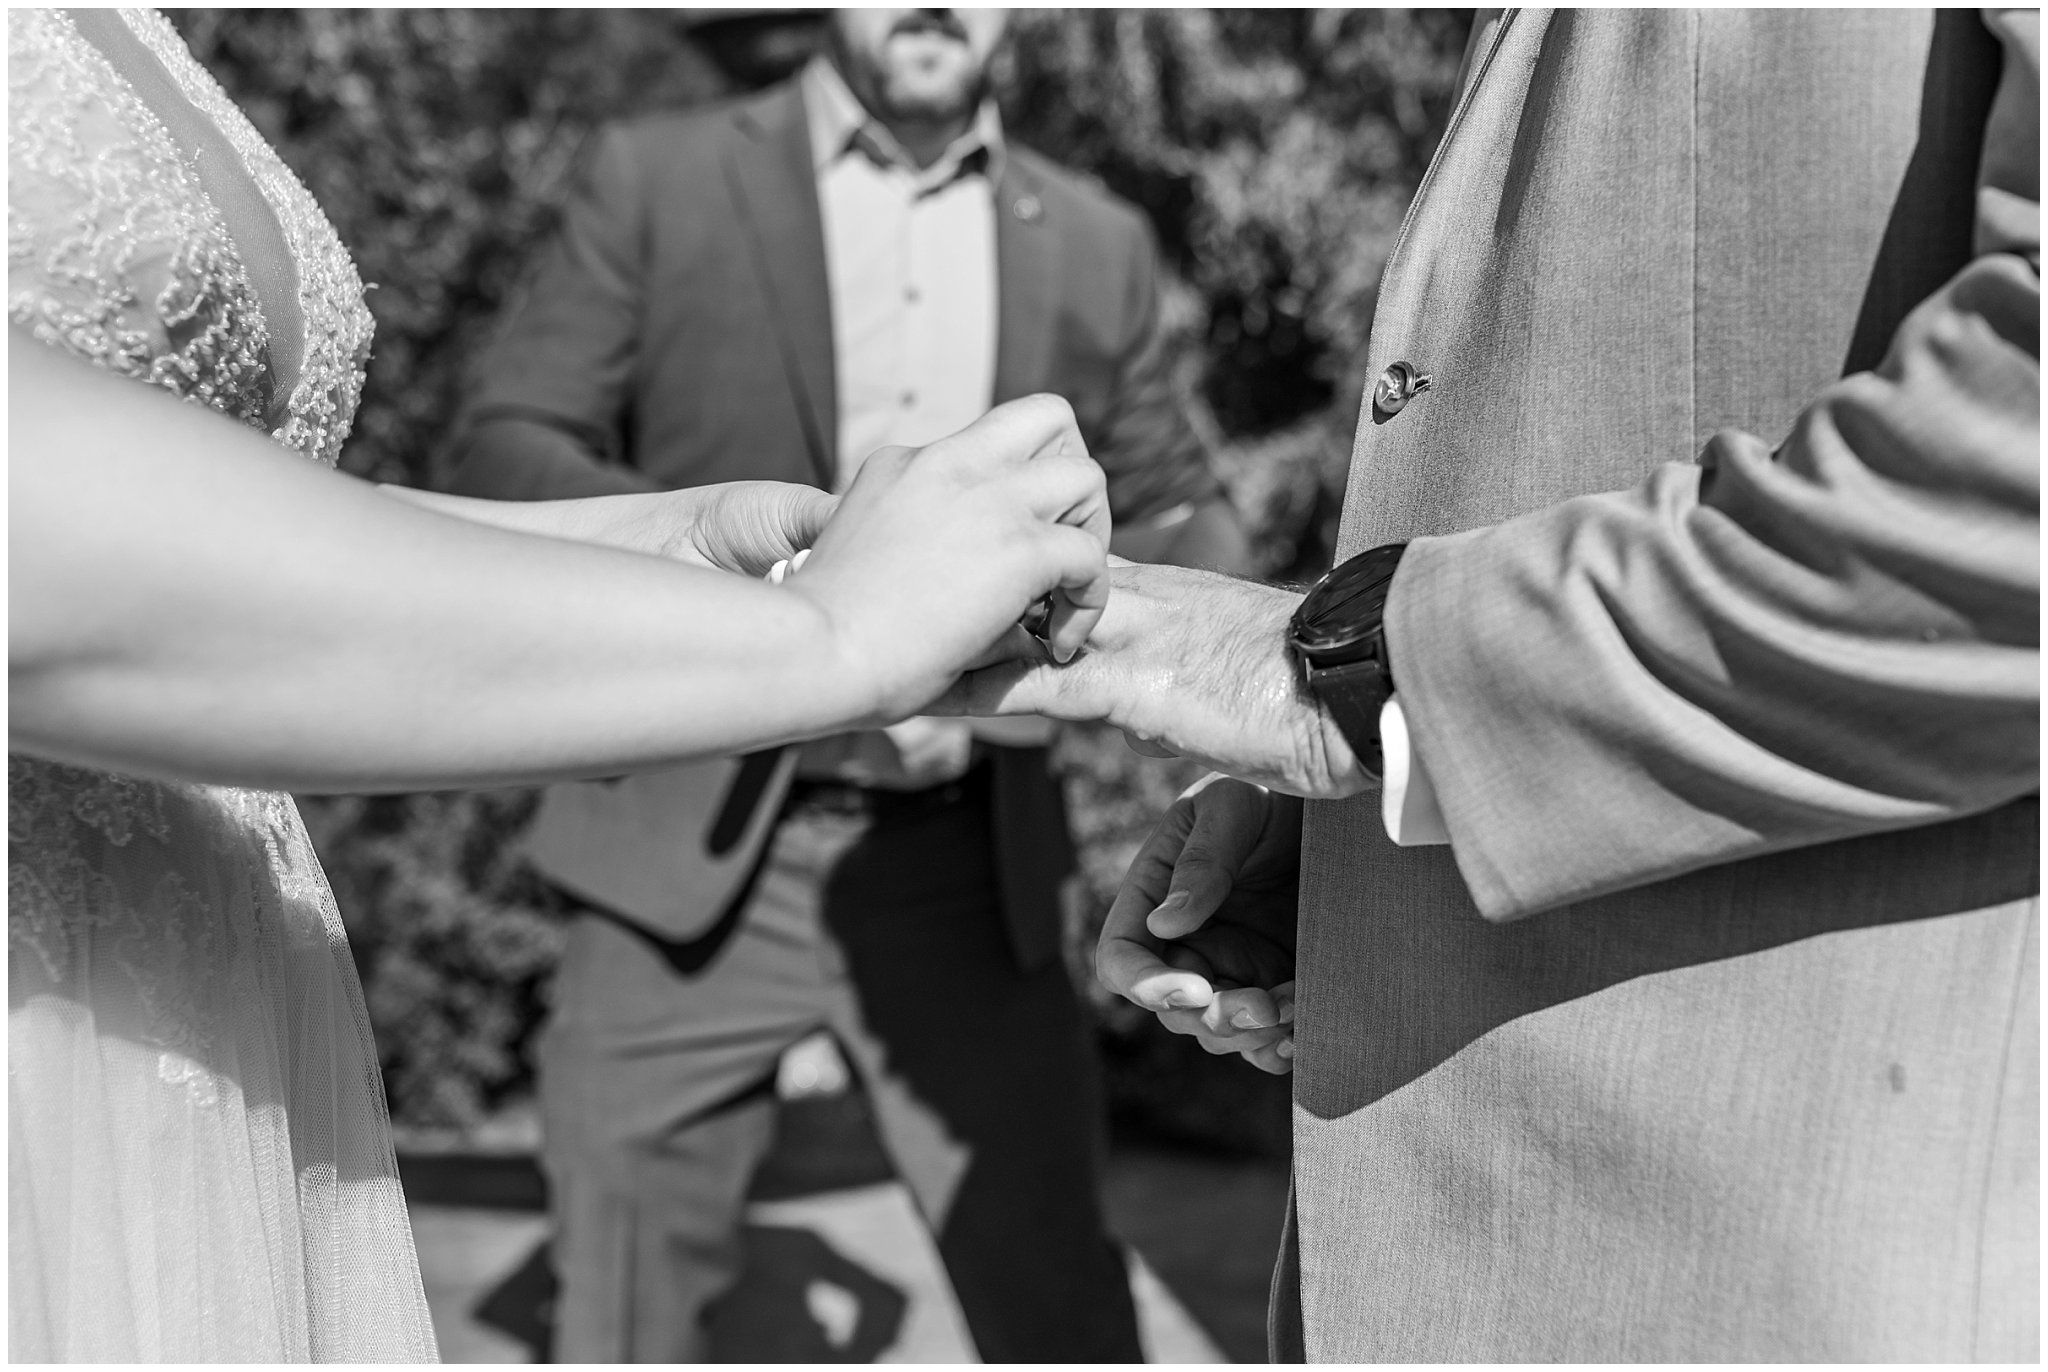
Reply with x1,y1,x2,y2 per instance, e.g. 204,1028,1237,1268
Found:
993,156,1062,404
724,84,838,487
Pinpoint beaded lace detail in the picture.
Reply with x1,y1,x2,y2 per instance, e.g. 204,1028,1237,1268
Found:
120,7,373,464
6,8,372,464
6,14,435,1360
7,7,370,1080
7,8,276,435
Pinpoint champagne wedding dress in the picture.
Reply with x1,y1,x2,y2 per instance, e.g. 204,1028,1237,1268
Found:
8,9,437,1360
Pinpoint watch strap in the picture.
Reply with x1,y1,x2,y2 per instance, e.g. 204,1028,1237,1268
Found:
1305,655,1391,780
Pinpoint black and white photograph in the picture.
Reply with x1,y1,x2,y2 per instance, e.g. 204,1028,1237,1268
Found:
7,5,2039,1364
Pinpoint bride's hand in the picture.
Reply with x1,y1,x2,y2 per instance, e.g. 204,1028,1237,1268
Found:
788,394,1112,722
594,481,836,576
374,480,834,578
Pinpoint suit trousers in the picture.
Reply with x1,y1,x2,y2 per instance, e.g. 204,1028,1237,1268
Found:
537,763,1142,1363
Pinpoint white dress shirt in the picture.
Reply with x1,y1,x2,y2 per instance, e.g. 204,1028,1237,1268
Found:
798,59,1044,785
803,57,1000,488
799,57,1450,828
1379,697,1449,844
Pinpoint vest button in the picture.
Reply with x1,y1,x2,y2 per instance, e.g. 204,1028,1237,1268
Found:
1372,360,1432,420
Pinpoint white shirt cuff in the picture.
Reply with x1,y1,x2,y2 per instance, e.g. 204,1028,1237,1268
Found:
1379,696,1450,845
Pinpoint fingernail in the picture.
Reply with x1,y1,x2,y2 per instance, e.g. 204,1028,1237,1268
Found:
1157,891,1190,914
1276,1039,1295,1059
1162,991,1195,1009
1232,1009,1269,1030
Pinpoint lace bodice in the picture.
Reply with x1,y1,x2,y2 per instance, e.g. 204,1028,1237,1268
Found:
8,14,434,1360
7,7,373,1088
7,8,372,461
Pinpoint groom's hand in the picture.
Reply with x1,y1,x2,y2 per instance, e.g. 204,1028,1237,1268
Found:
935,562,1372,799
1100,774,1304,1074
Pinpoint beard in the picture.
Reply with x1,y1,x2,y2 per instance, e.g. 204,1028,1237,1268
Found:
863,15,991,125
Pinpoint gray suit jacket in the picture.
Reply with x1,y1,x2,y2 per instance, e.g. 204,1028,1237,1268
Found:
446,80,1216,970
1291,9,2037,1360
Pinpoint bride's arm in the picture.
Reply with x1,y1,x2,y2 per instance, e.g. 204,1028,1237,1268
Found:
10,338,1109,794
375,481,835,577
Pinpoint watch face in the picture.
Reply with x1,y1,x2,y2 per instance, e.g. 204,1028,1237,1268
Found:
1289,543,1406,662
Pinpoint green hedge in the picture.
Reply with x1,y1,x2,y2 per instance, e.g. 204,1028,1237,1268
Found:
168,9,1470,1151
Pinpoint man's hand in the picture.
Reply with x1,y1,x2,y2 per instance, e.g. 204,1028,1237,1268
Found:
1099,774,1304,1074
935,561,1371,799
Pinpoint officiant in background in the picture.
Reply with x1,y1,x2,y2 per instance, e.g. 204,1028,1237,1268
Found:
162,5,1473,1361
441,8,1251,1362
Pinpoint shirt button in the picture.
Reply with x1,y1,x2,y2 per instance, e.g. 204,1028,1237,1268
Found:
905,285,921,303
1372,360,1432,420
901,391,916,407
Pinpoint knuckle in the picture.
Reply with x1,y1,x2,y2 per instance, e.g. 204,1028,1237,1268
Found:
866,445,912,479
1023,391,1076,425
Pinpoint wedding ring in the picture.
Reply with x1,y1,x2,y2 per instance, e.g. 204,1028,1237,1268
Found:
1021,593,1055,639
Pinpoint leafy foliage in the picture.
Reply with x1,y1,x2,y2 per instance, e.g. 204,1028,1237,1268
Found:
166,8,1470,1148
168,9,736,488
1006,9,1469,438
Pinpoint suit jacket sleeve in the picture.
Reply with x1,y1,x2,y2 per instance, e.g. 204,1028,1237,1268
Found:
1090,213,1221,525
440,124,661,499
1386,9,2040,922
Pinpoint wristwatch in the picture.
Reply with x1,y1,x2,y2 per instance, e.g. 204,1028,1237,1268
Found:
1286,542,1408,779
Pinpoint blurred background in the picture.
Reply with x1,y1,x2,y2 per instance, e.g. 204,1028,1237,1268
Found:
166,8,1473,1360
